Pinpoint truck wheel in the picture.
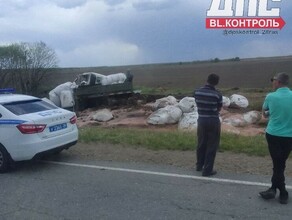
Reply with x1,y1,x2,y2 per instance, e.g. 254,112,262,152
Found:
0,145,10,173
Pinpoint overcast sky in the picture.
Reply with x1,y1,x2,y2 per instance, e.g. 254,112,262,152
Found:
1,0,291,67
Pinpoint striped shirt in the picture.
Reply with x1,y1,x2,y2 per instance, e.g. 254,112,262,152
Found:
194,85,222,118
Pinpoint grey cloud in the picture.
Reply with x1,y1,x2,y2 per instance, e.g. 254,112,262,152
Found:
1,0,87,11
133,0,178,11
1,0,292,67
104,0,126,6
52,0,88,9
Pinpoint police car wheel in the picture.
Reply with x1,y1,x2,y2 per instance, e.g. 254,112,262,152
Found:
0,145,10,173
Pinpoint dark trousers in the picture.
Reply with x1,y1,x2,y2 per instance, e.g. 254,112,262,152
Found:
266,133,292,191
196,117,221,174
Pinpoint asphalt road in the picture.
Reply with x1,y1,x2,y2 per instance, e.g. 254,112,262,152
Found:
1,154,292,220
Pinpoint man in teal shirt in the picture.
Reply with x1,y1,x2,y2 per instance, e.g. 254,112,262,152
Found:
260,72,292,204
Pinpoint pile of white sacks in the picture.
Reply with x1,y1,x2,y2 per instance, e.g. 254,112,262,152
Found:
147,94,262,131
49,82,77,108
81,72,127,85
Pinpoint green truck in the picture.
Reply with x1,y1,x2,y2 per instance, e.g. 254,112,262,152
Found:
73,72,135,112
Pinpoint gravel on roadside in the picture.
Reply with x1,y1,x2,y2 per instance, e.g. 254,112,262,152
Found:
62,142,292,177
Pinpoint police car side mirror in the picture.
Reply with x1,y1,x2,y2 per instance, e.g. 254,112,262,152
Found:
0,113,2,118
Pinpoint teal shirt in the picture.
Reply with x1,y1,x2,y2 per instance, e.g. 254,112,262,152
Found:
263,87,292,137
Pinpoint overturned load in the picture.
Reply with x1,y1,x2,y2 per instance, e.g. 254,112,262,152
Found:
222,96,231,108
147,105,182,125
153,96,178,110
230,94,249,108
178,111,199,131
77,72,128,86
243,111,262,124
92,109,114,122
222,114,246,127
222,110,261,127
49,82,77,108
101,73,127,85
178,97,197,113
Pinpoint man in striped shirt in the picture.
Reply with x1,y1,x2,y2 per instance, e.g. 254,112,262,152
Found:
194,74,223,177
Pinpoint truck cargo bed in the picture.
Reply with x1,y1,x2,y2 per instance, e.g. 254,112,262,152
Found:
73,81,133,111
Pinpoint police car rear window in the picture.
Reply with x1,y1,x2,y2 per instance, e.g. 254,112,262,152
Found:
3,99,58,115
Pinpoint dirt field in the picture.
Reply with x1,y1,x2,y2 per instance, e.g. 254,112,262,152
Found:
45,56,292,90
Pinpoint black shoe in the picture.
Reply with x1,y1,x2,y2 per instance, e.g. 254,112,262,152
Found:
279,191,289,204
259,188,276,200
202,170,217,177
196,166,203,171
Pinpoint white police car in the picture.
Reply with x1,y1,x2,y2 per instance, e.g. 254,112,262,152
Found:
0,89,78,172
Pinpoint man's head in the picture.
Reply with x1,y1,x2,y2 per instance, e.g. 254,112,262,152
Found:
271,72,289,89
207,73,219,86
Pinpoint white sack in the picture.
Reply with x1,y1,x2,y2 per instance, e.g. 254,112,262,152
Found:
49,82,76,107
222,114,246,127
243,111,262,124
147,110,169,125
147,105,182,125
51,82,74,96
222,96,231,108
60,90,74,108
92,109,113,122
230,94,249,108
42,97,57,106
49,91,61,107
101,73,127,85
178,97,197,113
166,105,183,123
153,96,178,110
178,111,199,131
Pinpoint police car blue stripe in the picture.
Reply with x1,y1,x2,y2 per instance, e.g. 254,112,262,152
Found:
0,119,27,125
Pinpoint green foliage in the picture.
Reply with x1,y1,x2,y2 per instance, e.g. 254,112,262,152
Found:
0,41,58,95
228,57,240,61
213,58,220,63
80,127,196,151
79,127,269,156
219,133,268,156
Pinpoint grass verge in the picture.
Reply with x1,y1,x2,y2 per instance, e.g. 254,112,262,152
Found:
79,127,269,157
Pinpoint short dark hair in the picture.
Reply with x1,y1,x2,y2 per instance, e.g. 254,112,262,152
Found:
207,73,219,86
275,72,289,86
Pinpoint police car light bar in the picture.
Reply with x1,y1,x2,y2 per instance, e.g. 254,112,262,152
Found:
0,88,15,94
